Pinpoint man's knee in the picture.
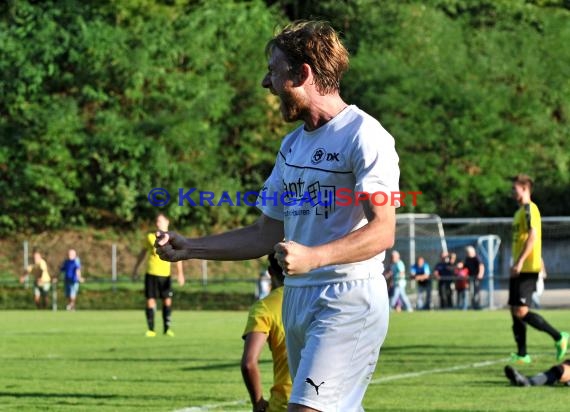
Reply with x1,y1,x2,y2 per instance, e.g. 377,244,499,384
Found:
511,306,528,319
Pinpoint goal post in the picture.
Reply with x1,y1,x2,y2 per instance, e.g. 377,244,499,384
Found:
395,213,502,310
476,235,501,309
395,213,447,271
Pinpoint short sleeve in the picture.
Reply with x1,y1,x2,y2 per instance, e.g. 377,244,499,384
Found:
397,261,405,274
242,300,271,339
529,204,541,231
145,233,155,253
351,123,400,200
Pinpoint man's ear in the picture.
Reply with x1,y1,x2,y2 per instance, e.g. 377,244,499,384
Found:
292,63,311,87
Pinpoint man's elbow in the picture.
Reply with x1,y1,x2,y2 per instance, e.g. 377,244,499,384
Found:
374,229,395,253
241,357,257,373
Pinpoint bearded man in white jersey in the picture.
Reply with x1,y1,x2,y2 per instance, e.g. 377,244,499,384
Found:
155,20,400,412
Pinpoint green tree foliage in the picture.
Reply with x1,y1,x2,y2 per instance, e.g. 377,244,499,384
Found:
1,0,569,236
342,0,570,215
0,0,283,234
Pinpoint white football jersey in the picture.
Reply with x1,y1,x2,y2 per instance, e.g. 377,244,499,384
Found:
258,105,400,286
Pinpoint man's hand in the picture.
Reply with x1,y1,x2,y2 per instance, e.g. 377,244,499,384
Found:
274,240,317,275
510,261,523,278
177,273,186,287
253,398,269,412
154,231,192,262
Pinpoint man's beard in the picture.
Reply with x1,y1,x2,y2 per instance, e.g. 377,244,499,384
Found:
279,89,307,123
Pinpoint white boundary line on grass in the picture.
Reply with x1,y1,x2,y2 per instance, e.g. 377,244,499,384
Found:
173,357,509,411
172,399,248,412
370,357,510,384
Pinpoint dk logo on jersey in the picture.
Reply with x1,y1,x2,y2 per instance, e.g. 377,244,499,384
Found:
311,148,341,165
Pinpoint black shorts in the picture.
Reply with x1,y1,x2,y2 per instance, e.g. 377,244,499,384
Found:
508,272,538,307
144,273,173,299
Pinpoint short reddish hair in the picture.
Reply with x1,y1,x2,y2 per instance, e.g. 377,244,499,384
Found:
512,174,534,192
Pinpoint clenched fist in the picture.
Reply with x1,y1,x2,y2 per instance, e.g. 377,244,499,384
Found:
273,240,318,275
154,231,192,262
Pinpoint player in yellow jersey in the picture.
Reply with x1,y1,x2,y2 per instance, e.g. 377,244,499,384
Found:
133,214,185,337
21,249,52,309
242,254,291,411
509,175,568,364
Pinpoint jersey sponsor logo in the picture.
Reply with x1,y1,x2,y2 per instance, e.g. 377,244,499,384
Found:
326,152,340,161
311,148,342,164
305,378,325,395
311,148,327,164
282,179,337,219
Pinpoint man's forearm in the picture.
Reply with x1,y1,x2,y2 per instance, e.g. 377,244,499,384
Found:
241,363,264,405
133,250,146,274
180,216,283,261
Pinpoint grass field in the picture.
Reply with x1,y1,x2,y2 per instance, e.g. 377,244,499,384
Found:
1,310,568,412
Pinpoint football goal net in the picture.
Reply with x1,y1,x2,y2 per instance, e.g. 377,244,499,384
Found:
394,213,502,309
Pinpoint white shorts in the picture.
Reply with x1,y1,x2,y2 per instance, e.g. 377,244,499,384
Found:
34,283,50,297
283,275,389,411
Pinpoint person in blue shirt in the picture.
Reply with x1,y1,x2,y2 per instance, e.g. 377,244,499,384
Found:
411,256,432,310
387,250,413,312
60,249,83,311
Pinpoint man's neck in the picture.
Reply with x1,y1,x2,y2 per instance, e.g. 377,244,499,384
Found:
518,196,531,206
302,94,348,131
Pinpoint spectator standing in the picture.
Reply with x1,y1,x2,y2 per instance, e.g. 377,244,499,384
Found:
464,246,484,310
60,249,83,311
454,260,469,311
411,256,431,310
389,251,413,312
434,252,453,309
21,250,52,309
